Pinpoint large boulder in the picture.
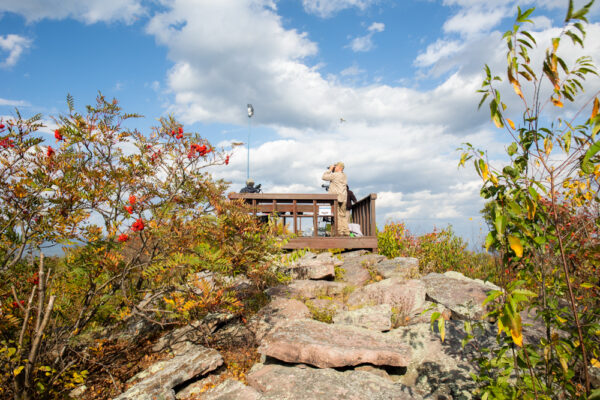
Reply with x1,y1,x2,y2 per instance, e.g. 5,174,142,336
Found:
113,342,223,400
388,321,496,399
422,272,500,320
333,304,392,332
258,319,411,368
376,257,419,280
266,280,348,300
347,279,427,316
248,298,311,341
247,363,421,400
201,379,262,400
337,253,386,286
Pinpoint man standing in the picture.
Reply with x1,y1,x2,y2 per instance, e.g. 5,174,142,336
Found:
322,162,350,236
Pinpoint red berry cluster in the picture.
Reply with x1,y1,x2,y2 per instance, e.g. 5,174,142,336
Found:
225,155,230,165
117,233,129,242
47,146,55,157
131,218,145,232
12,300,25,308
170,126,185,139
54,129,63,141
188,144,211,159
0,138,14,149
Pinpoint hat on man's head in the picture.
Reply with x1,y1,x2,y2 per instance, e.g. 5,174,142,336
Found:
246,179,254,186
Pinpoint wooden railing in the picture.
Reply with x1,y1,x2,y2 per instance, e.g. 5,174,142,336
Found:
350,193,377,236
228,193,340,235
228,192,378,251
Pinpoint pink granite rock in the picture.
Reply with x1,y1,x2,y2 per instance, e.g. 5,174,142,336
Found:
258,319,411,368
347,278,427,316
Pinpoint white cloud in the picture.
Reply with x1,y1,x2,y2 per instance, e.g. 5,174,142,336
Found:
340,64,365,76
443,8,507,37
146,0,600,240
302,0,378,18
414,39,465,68
347,21,385,52
0,98,31,107
0,34,32,67
0,0,145,24
368,22,385,33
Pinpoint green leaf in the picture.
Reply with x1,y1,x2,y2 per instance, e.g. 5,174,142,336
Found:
580,282,596,289
517,7,535,23
494,214,507,236
581,140,600,173
483,290,503,306
507,142,518,156
562,130,572,153
485,231,495,251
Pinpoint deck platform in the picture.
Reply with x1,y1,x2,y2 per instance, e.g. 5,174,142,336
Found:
229,192,378,252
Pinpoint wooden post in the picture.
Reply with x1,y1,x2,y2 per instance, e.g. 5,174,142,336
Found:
332,200,338,236
313,200,318,237
293,200,298,234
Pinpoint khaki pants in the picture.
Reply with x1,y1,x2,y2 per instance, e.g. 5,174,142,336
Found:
336,202,350,236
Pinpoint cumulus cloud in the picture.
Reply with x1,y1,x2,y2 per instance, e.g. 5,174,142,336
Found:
0,34,32,67
302,0,379,18
347,22,385,52
0,0,145,24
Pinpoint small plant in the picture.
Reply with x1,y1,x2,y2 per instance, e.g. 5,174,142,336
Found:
305,300,336,324
334,265,346,281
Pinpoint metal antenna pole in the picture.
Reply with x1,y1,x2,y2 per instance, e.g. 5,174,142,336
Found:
247,117,250,180
246,104,254,180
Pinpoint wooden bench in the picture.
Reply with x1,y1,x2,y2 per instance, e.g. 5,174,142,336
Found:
228,192,378,252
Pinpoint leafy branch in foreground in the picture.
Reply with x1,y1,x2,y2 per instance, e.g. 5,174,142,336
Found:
457,1,599,398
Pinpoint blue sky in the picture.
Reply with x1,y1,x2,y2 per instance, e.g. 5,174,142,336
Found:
1,0,599,245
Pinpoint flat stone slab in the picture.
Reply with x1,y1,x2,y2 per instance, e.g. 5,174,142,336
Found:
422,272,500,319
376,257,419,280
247,363,420,400
258,319,411,368
114,342,223,400
266,280,348,299
249,298,311,341
201,379,262,400
347,279,427,316
334,304,392,331
338,253,386,286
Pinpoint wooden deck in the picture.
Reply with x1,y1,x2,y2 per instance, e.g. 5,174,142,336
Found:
228,192,378,252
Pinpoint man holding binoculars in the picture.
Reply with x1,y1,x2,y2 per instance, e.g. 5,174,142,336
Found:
322,162,350,236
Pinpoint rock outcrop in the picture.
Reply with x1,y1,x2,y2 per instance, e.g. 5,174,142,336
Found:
114,342,223,400
113,251,513,400
257,319,411,368
247,363,420,400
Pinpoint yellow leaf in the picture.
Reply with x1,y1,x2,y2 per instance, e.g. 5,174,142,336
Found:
492,114,503,128
511,327,523,347
552,97,563,107
497,318,504,336
508,235,523,257
481,163,490,181
592,97,599,119
490,174,499,186
506,118,516,130
13,366,24,376
544,137,553,156
512,81,524,99
591,358,600,368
